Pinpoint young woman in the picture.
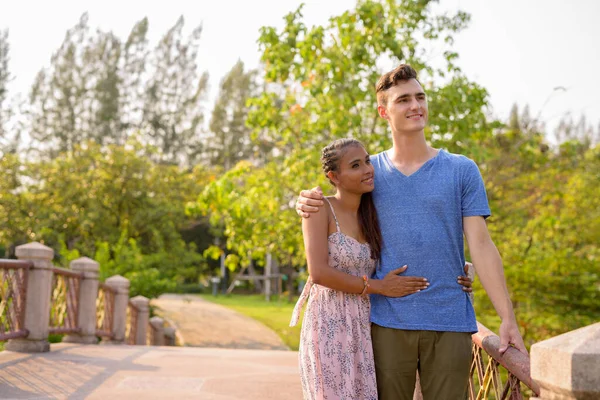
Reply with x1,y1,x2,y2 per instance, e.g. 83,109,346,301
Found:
290,138,472,399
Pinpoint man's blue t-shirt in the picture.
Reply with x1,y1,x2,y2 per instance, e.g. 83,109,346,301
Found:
369,149,491,333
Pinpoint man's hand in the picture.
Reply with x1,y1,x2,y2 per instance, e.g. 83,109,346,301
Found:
499,319,527,355
296,186,325,218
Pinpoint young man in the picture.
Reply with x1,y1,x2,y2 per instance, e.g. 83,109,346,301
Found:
296,64,526,399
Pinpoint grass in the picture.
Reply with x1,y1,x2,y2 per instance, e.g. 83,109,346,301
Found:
199,293,303,351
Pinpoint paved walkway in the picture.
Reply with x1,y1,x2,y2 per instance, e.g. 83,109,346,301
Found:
0,344,302,399
0,294,302,399
151,294,288,350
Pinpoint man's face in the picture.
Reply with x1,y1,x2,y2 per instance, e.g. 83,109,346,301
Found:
377,78,428,134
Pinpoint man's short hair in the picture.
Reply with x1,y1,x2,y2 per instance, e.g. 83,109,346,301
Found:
376,64,420,106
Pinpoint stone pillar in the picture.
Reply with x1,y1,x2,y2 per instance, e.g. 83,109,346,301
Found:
63,257,99,344
163,326,176,346
129,295,149,345
531,322,600,399
6,242,54,353
103,275,130,344
149,316,165,346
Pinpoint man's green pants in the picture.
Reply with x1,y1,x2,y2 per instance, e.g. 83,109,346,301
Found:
371,324,472,400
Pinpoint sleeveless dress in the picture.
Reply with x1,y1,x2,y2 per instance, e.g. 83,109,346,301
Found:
290,198,378,400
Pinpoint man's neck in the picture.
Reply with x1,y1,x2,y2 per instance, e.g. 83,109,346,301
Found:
389,130,434,164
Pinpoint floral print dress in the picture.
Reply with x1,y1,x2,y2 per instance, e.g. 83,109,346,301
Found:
290,198,378,400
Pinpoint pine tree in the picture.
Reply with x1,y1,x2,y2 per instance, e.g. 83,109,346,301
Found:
0,29,11,150
117,17,149,143
89,30,123,146
207,60,257,170
508,103,520,131
28,13,94,156
141,16,209,165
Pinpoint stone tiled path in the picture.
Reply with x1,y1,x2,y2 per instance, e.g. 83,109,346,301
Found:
0,294,302,399
0,343,302,399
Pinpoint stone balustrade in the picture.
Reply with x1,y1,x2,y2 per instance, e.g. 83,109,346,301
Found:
0,242,177,353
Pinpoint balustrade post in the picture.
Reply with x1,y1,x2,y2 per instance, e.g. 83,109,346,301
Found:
102,275,130,344
6,242,54,353
149,316,165,346
63,257,99,344
531,322,600,399
163,326,176,346
129,296,149,345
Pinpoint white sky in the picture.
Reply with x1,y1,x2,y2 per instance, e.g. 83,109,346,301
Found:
2,0,599,139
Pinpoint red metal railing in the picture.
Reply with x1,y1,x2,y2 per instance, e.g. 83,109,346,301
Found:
126,300,140,345
49,267,82,334
469,322,540,399
96,282,116,338
0,260,31,341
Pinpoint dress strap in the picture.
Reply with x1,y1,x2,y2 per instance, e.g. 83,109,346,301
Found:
323,197,340,233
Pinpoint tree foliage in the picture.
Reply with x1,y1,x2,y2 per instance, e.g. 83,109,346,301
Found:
192,0,599,344
195,0,489,267
27,14,209,165
207,60,258,170
0,138,213,294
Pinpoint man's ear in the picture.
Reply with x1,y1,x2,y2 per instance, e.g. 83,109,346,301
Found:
326,171,339,185
377,105,388,119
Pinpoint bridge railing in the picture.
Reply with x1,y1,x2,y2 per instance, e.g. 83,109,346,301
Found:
95,282,116,339
469,322,540,399
0,260,31,341
49,267,82,335
126,300,139,345
0,242,176,351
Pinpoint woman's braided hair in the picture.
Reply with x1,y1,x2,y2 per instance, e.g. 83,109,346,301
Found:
320,138,382,260
321,138,362,185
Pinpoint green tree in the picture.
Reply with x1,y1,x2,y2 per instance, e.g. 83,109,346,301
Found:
28,14,93,156
28,14,134,154
0,29,20,154
207,60,257,170
463,115,600,344
0,29,10,145
141,16,209,165
0,154,31,256
554,114,598,146
509,103,520,131
194,0,489,270
23,139,209,254
118,18,150,143
0,138,214,295
27,14,209,163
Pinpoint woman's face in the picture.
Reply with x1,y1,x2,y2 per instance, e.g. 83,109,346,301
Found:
330,145,375,194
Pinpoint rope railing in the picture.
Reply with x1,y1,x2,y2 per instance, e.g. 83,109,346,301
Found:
0,260,31,341
48,267,82,335
469,322,540,399
95,282,116,338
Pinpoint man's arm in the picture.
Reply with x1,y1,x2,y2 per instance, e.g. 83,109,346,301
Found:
463,216,527,354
